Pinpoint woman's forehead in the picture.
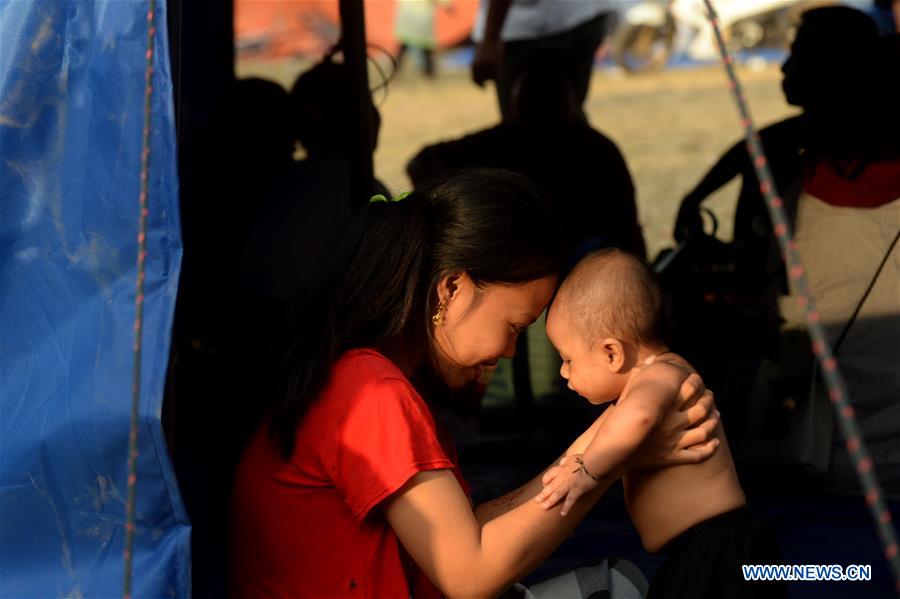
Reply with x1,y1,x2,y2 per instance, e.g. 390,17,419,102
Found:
482,277,556,311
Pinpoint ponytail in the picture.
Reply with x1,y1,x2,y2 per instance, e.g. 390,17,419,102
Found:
268,168,564,458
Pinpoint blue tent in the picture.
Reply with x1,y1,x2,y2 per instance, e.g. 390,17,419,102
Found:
0,1,188,596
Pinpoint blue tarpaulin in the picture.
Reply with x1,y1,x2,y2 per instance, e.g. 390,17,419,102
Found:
0,1,188,597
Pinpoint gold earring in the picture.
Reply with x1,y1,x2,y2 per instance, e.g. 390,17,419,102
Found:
432,300,445,326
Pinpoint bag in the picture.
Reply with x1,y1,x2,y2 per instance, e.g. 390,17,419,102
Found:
735,332,834,475
735,226,900,474
654,209,781,389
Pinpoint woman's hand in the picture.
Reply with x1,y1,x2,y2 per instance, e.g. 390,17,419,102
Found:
627,373,720,470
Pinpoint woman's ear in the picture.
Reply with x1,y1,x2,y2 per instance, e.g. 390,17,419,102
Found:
435,271,470,304
601,338,627,373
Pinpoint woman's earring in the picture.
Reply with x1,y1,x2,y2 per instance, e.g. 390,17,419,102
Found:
432,300,446,326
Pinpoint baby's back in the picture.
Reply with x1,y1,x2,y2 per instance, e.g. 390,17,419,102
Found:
623,355,746,553
624,423,745,553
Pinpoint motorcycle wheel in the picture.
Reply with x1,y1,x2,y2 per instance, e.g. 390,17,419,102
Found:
611,20,676,73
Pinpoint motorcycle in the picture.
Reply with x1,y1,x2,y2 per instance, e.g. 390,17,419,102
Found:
611,0,830,72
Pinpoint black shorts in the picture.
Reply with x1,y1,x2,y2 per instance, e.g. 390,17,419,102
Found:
647,506,787,599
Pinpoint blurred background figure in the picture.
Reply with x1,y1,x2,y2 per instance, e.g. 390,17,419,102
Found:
177,77,295,352
240,54,388,344
666,6,882,391
776,30,900,494
675,4,883,246
664,7,900,497
410,48,644,262
470,0,616,121
219,78,296,253
394,0,452,78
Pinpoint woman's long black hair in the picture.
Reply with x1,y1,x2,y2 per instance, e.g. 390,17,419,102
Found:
267,168,565,458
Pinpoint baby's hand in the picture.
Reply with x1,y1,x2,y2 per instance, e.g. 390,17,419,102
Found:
534,454,600,516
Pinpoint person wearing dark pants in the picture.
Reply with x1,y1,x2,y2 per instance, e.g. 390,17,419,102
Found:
471,0,615,120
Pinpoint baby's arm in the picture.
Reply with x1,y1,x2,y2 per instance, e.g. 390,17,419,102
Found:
536,364,686,515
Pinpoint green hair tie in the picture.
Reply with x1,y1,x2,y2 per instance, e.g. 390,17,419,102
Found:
369,191,411,204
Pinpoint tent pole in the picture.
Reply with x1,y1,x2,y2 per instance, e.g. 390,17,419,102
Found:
339,0,375,204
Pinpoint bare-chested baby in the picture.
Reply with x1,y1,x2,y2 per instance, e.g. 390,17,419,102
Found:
537,249,785,598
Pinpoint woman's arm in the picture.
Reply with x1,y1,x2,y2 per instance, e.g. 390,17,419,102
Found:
385,411,617,598
472,406,611,526
386,468,614,599
686,141,745,201
675,141,746,241
384,374,718,599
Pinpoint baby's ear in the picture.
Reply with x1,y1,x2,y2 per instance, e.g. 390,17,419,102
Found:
602,338,627,373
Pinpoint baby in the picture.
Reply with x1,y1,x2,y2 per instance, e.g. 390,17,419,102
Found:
537,249,784,598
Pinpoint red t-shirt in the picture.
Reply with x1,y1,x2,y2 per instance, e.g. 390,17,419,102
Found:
229,349,469,599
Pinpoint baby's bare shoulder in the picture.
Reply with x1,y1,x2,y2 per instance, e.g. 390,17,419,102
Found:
653,352,696,374
619,359,684,406
636,358,692,387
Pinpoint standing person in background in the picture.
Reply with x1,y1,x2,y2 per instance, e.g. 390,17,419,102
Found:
470,0,616,121
395,0,452,78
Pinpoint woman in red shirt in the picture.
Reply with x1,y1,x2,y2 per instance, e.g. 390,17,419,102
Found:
229,169,719,598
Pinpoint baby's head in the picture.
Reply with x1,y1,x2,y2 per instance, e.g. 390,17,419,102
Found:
546,249,668,403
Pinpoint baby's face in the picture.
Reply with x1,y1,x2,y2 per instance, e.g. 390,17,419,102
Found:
546,304,624,404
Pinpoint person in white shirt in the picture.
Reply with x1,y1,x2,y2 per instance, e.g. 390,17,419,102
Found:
471,0,617,120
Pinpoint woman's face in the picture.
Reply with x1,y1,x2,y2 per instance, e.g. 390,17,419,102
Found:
432,274,557,389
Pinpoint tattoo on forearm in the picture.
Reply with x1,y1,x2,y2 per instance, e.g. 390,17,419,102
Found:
490,488,526,512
